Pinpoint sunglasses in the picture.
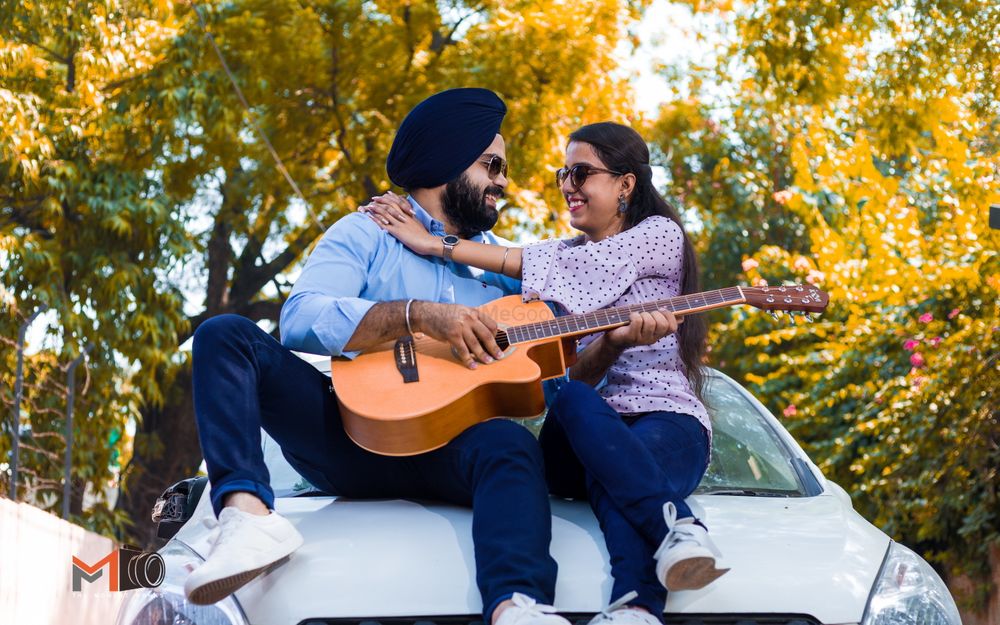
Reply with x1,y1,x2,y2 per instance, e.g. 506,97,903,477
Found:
479,154,508,180
555,164,624,190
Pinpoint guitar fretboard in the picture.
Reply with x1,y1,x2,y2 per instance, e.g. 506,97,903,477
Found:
504,286,745,345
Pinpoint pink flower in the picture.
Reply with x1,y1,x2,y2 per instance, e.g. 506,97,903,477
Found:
912,375,927,389
948,308,960,319
919,313,933,323
742,258,759,272
773,189,793,205
903,339,920,351
929,336,942,347
909,352,925,367
783,404,797,417
806,269,825,286
793,256,811,272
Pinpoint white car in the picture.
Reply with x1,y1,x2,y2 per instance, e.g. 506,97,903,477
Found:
114,369,961,625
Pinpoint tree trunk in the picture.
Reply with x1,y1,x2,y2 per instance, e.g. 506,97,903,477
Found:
950,544,1000,625
117,366,201,549
114,167,312,547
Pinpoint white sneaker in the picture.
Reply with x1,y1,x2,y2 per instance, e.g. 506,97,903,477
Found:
495,593,571,625
184,506,304,605
587,592,661,625
653,502,729,591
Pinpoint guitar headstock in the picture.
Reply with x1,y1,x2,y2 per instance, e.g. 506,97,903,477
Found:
742,284,829,314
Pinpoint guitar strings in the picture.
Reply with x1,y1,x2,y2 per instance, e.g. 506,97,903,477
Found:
495,284,824,346
506,286,745,344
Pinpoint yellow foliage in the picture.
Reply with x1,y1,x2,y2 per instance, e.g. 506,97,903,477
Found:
656,0,1000,600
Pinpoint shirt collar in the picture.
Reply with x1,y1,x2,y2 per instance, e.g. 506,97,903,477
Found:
407,196,447,237
407,196,489,242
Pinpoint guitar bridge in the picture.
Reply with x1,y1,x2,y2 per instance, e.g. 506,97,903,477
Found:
394,336,419,383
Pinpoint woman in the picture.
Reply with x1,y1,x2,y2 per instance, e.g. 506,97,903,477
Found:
363,122,727,625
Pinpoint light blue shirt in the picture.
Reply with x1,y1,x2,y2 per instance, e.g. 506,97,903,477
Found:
280,198,521,358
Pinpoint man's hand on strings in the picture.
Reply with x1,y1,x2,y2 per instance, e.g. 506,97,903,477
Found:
411,302,505,369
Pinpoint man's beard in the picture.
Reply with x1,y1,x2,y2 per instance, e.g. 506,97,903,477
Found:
441,173,503,238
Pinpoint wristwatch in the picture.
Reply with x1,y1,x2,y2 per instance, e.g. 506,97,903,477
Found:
442,234,460,261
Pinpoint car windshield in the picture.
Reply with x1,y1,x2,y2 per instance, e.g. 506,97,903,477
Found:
262,368,809,498
695,373,805,496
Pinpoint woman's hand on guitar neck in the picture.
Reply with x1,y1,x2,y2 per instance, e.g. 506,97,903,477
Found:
571,310,682,385
360,192,440,257
605,310,683,349
412,301,506,369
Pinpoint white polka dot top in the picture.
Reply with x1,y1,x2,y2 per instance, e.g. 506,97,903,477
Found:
520,215,710,436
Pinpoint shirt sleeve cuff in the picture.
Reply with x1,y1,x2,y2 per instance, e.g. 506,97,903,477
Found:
520,240,561,302
312,297,377,360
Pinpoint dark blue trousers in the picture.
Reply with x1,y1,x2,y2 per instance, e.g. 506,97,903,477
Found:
540,381,709,619
191,315,557,619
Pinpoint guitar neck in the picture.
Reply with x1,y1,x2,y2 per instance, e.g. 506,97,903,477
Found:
503,286,746,345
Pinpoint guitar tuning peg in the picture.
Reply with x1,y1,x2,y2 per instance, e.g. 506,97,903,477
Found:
788,313,798,325
769,311,781,322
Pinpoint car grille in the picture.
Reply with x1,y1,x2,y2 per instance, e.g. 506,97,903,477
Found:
300,615,821,625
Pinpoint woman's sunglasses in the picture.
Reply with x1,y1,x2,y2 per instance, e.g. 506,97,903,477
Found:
479,154,508,181
555,164,624,190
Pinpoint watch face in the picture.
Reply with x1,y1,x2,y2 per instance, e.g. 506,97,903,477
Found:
443,235,460,246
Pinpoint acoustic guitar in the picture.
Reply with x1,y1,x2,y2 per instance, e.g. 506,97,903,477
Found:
330,284,829,456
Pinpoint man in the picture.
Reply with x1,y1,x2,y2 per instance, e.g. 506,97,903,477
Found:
184,88,570,625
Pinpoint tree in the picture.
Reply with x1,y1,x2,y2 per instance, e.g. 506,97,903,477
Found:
1,0,188,535
654,0,1000,608
4,0,651,544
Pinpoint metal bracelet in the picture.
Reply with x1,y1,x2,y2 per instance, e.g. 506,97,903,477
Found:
405,298,416,335
499,247,511,275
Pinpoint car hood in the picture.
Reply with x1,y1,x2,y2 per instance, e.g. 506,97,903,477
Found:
174,487,888,625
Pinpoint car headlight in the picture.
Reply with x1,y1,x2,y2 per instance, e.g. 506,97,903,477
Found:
114,541,248,625
862,541,962,625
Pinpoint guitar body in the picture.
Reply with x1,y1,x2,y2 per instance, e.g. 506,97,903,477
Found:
331,296,568,456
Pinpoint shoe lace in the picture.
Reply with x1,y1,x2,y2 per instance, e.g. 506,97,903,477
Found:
653,502,721,560
586,591,639,625
508,592,559,619
202,509,247,549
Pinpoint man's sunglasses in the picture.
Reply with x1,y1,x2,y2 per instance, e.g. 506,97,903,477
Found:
479,154,508,180
555,164,624,190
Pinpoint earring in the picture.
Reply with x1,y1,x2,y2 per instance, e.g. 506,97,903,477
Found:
618,193,627,213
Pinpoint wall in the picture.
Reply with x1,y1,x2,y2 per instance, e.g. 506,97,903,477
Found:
0,497,127,625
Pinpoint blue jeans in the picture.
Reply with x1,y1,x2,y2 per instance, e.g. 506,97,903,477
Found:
191,315,557,620
540,381,709,619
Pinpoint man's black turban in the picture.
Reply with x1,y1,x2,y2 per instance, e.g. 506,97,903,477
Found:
386,88,507,189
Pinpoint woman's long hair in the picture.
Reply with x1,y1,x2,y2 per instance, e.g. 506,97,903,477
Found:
568,122,707,398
